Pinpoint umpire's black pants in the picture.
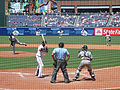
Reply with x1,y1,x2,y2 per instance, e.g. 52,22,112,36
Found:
51,60,69,83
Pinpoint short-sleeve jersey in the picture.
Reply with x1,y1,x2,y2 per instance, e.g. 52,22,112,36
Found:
105,35,111,40
52,48,69,60
9,36,16,41
36,45,44,57
78,50,93,61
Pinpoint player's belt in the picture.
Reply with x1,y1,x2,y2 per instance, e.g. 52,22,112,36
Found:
36,55,41,57
57,59,65,61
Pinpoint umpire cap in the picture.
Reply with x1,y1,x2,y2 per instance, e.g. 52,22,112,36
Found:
59,42,64,48
82,45,88,51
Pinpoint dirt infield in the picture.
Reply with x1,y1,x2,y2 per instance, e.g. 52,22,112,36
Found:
0,51,35,57
0,67,120,90
0,44,120,90
0,44,120,50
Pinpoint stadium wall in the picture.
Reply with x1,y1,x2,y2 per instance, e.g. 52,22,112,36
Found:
0,27,120,36
57,0,120,13
0,0,5,27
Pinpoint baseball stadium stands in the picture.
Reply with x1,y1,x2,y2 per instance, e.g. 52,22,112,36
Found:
8,12,120,27
8,15,42,27
109,12,120,27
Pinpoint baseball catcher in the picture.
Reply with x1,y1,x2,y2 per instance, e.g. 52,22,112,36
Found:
73,45,96,81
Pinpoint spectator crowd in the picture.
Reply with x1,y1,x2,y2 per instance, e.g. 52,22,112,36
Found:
8,12,120,27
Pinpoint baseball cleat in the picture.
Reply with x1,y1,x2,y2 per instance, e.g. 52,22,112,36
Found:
50,81,56,83
73,77,78,81
38,76,44,78
65,81,70,83
92,76,96,81
73,78,77,81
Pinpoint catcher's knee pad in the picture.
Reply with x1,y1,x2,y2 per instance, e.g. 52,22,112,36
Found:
76,69,81,73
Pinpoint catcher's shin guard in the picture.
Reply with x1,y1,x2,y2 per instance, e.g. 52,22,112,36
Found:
73,73,79,81
88,70,96,81
73,69,81,81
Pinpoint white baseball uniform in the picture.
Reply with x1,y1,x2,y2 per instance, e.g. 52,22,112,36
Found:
35,44,45,77
73,50,95,80
9,36,26,46
77,50,93,71
105,34,111,46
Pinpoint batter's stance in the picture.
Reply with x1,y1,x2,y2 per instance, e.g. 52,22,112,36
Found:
9,34,27,54
50,42,70,83
35,41,48,78
105,32,111,46
73,45,96,81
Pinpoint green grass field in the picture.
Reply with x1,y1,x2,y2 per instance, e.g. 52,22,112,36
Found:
1,36,120,44
0,36,120,70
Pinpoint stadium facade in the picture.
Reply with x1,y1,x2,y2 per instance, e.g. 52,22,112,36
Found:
4,0,120,14
56,0,120,13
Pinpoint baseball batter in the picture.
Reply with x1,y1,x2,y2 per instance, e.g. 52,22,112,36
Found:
105,32,111,46
73,45,96,81
35,41,48,78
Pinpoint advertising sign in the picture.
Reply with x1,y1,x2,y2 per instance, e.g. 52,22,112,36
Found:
94,28,103,36
102,28,120,36
0,28,94,36
95,28,120,36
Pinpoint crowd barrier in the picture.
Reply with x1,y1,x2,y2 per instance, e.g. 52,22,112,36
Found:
0,27,120,36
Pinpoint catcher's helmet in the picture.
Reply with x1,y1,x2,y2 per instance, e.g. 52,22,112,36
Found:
59,42,64,48
82,45,88,51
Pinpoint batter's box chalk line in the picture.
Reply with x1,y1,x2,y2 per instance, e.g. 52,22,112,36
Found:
0,72,33,78
0,66,120,79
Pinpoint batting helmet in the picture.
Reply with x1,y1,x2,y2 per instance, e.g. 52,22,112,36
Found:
42,41,47,47
59,42,64,48
82,45,88,51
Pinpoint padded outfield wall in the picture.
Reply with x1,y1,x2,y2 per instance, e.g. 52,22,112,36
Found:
0,27,120,36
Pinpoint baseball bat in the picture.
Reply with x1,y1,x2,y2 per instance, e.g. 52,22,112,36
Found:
41,34,45,43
